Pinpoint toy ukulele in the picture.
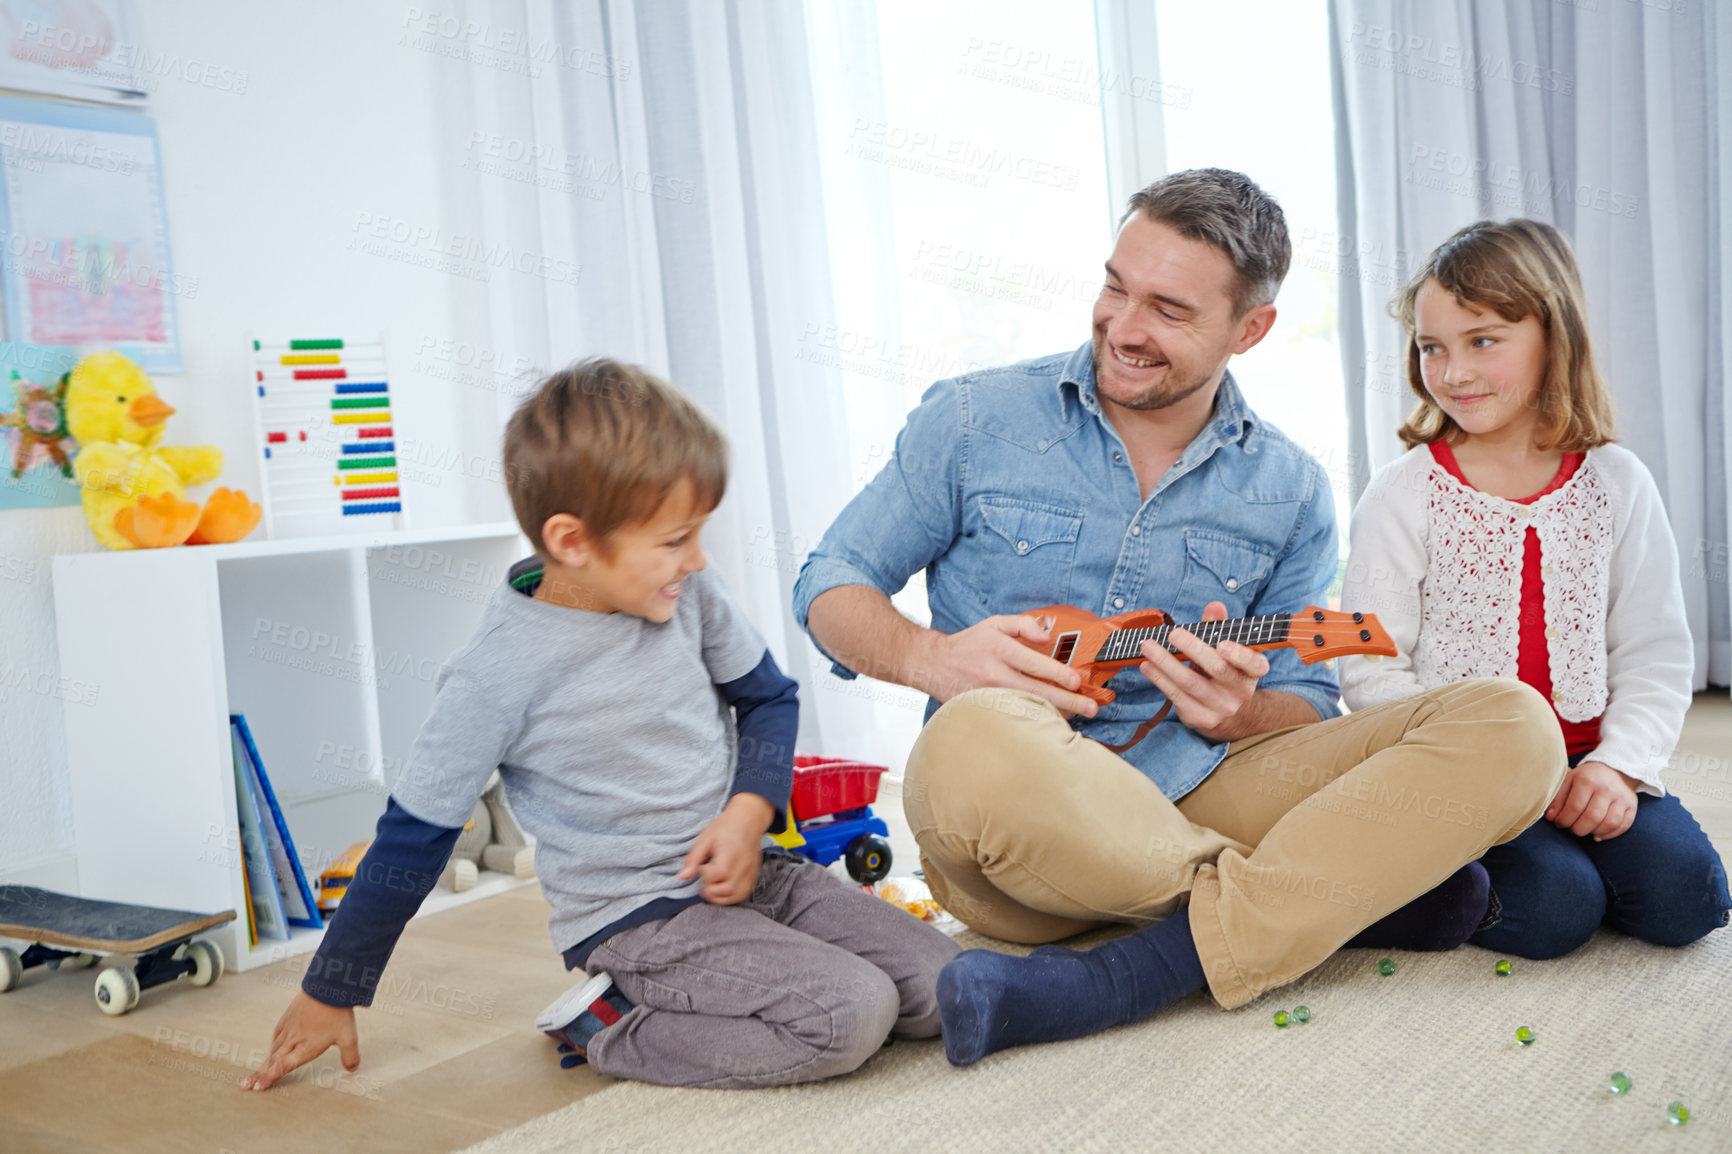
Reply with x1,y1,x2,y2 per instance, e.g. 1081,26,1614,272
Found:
1019,603,1397,751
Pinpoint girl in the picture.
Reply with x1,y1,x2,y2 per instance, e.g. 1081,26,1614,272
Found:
1340,219,1730,959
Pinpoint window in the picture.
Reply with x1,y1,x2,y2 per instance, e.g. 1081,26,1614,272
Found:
807,0,1345,764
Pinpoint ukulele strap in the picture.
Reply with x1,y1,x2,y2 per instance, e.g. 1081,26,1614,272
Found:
1091,700,1173,754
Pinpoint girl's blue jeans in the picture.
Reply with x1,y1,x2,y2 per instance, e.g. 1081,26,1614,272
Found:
1472,753,1731,959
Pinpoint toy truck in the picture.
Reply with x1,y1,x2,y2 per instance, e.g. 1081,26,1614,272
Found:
773,756,894,884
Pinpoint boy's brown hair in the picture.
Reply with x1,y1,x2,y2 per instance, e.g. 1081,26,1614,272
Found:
503,358,728,556
1392,218,1617,451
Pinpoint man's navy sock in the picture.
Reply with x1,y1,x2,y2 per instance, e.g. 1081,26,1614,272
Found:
1345,861,1490,952
936,907,1206,1067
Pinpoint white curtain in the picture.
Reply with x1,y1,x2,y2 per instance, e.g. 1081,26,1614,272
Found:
1331,0,1732,689
458,0,881,755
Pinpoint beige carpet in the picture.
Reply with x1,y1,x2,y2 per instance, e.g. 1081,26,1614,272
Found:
459,925,1731,1154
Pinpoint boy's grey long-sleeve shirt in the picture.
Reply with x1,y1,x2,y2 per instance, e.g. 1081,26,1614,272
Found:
302,561,797,1008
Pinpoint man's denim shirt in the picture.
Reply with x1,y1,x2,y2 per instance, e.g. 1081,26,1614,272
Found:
792,341,1342,802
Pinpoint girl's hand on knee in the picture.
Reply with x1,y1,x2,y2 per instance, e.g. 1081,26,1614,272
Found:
1545,760,1639,841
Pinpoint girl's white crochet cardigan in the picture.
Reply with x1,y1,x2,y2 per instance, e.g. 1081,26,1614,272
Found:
1339,443,1693,794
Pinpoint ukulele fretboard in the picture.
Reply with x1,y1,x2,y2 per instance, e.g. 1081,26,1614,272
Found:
1099,614,1293,663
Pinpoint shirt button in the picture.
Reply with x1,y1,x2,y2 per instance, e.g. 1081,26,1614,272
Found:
1016,540,1030,554
1514,507,1529,520
1113,597,1126,609
1130,525,1141,536
1541,564,1553,576
1114,452,1123,462
1546,626,1558,639
1225,578,1239,592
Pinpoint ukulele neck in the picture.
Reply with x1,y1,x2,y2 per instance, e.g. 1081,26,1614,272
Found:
1097,614,1293,663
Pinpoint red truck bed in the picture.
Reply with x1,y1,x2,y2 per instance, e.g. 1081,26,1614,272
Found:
789,756,886,822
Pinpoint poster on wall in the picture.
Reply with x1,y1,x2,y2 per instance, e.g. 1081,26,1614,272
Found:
0,339,81,509
0,96,180,371
0,0,146,106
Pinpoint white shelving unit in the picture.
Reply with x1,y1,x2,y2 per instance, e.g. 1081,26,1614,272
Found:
52,521,534,972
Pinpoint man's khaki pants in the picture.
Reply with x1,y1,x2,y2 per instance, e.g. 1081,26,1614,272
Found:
903,677,1565,1009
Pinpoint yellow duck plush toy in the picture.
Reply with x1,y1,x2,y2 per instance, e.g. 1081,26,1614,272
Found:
66,351,262,549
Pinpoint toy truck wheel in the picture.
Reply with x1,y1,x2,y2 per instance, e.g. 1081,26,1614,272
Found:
845,834,893,884
0,947,20,992
94,966,140,1016
186,940,223,987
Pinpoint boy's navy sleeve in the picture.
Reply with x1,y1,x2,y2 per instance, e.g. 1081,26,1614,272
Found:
717,649,799,834
300,800,462,1008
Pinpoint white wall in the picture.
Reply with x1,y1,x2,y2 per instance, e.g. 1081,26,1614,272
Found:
0,2,513,882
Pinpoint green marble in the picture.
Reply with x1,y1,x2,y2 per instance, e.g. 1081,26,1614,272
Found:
1515,1026,1535,1047
1608,1072,1631,1095
1376,957,1396,976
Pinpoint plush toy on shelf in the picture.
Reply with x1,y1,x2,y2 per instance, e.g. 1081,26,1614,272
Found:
439,773,536,893
65,351,262,550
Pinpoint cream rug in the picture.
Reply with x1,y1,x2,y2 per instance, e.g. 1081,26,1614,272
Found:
459,927,1731,1154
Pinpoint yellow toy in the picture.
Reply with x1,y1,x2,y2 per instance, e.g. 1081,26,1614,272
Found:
65,351,261,549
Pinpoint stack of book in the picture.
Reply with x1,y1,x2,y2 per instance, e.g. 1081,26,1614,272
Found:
229,714,323,945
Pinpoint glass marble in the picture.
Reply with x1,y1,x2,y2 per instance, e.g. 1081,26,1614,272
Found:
1668,1103,1690,1127
1515,1026,1535,1047
1293,1005,1311,1024
1376,957,1396,976
1608,1072,1631,1095
1273,1010,1291,1028
1494,959,1512,976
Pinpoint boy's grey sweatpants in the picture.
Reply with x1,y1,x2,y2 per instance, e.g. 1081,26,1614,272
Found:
583,854,960,1088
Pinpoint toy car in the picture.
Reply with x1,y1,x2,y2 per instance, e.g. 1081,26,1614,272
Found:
773,756,894,884
316,840,371,915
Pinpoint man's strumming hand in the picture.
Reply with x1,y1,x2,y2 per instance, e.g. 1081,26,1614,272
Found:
912,614,1102,719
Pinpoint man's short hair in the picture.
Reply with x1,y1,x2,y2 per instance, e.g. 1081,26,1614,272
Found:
503,358,727,556
1121,168,1292,315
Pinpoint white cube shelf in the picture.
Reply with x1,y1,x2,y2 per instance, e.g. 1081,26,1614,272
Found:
51,521,534,972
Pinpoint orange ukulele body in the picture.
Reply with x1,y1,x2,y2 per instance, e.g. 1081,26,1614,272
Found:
1020,603,1398,707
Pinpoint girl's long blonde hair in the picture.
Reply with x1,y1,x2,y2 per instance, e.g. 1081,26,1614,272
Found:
1392,219,1616,451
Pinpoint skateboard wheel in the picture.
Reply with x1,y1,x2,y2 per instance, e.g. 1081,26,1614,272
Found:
64,952,98,970
94,966,140,1016
186,940,223,987
0,947,20,992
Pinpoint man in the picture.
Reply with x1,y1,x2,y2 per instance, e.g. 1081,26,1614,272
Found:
792,169,1565,1067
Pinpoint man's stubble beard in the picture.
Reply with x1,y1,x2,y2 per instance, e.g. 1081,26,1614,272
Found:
1090,352,1214,412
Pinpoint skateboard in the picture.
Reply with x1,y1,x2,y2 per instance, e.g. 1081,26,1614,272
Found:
0,885,236,1015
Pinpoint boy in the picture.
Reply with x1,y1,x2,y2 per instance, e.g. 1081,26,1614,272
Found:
242,359,957,1090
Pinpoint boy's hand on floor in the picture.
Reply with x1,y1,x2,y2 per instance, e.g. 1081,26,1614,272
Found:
240,991,359,1091
680,793,775,905
1545,760,1640,841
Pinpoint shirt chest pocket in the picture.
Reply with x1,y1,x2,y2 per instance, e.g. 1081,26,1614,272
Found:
971,495,1084,608
1173,530,1275,617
